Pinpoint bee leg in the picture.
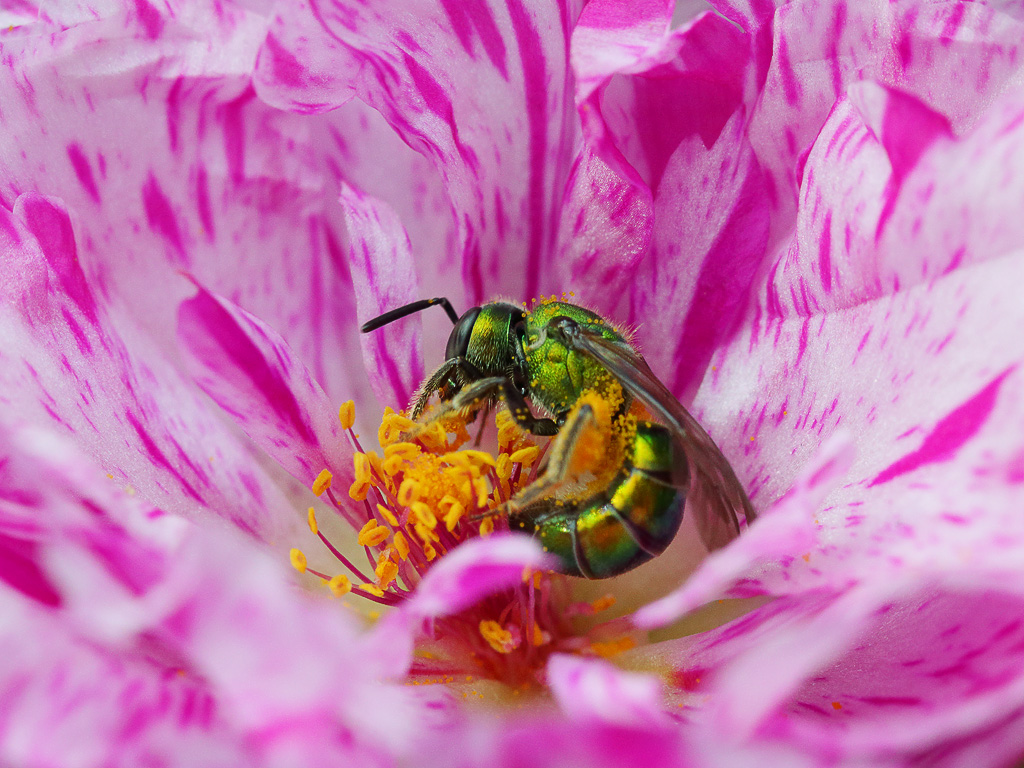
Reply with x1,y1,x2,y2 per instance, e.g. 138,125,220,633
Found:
506,402,598,516
498,382,558,437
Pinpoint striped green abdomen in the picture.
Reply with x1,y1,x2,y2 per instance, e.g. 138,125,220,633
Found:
530,422,688,579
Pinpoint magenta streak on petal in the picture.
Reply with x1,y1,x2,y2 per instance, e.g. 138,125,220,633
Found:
869,368,1015,487
60,306,92,356
19,195,98,324
0,533,61,607
776,33,801,107
818,211,832,292
180,289,318,445
142,173,187,264
507,0,548,300
439,0,509,80
66,144,100,203
166,76,183,154
221,88,254,185
133,0,165,39
260,33,310,90
125,410,204,503
194,165,214,241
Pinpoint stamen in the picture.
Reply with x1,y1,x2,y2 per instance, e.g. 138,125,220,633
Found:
289,548,307,573
307,507,318,535
339,400,356,430
312,469,333,496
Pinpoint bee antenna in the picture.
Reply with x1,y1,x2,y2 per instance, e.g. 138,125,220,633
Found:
361,297,460,333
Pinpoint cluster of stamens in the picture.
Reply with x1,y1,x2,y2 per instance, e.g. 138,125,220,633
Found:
290,400,635,684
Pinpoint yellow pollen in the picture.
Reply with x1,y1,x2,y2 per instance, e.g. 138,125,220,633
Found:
312,469,333,495
358,583,385,597
411,501,438,528
473,476,489,508
832,701,843,711
328,574,352,596
289,548,307,573
393,531,411,560
339,400,356,430
307,507,318,535
509,446,540,466
375,555,399,587
532,622,548,646
495,453,512,481
358,520,390,547
397,478,421,506
441,498,465,531
353,453,371,483
376,503,399,527
423,541,438,561
414,521,440,544
349,479,371,502
590,637,636,658
479,620,517,654
590,595,616,612
384,441,421,461
379,408,415,445
478,517,495,536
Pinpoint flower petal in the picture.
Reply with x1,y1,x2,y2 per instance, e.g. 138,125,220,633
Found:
547,654,671,727
340,184,425,409
0,194,293,540
256,0,584,302
177,280,354,490
406,533,553,618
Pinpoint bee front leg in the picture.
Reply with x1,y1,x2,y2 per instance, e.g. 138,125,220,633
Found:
506,401,598,517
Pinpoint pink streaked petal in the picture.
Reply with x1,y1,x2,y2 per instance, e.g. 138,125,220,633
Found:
768,83,1024,320
406,533,553,618
696,253,1024,600
0,4,376,409
631,112,769,397
177,281,353,490
574,9,750,192
571,0,674,103
256,0,584,303
634,431,855,628
746,0,1024,248
547,654,671,727
340,184,425,410
0,194,294,541
550,147,652,317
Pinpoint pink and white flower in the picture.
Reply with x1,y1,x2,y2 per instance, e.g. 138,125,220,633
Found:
2,0,1024,765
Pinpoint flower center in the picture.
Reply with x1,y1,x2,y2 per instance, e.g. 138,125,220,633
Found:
291,400,638,686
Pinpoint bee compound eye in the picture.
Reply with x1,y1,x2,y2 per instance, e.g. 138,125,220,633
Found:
445,306,482,359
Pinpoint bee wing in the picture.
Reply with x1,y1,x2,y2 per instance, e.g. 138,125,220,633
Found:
557,322,756,551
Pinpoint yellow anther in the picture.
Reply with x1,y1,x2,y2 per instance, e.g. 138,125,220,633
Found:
376,560,399,588
473,476,489,508
532,622,549,646
348,479,371,502
423,541,437,561
591,595,616,613
379,408,415,446
384,442,421,461
382,454,407,476
495,453,513,481
397,478,420,507
328,574,352,596
411,501,437,528
358,520,390,547
353,453,371,483
376,503,399,527
358,583,385,597
307,506,318,535
289,548,307,574
393,531,410,560
441,498,465,531
590,636,636,658
339,400,356,430
414,521,440,544
312,469,333,495
479,516,495,536
509,446,540,467
479,620,517,654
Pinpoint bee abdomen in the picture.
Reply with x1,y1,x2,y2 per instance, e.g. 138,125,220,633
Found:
532,423,688,579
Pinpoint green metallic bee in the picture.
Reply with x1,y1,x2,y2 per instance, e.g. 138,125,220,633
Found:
361,297,756,579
